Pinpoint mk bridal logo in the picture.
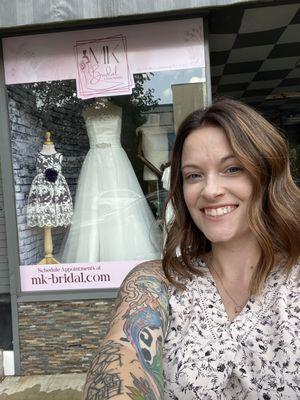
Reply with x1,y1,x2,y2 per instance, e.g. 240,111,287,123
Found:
74,34,134,99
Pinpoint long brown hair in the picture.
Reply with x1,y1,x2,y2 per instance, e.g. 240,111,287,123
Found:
162,98,300,294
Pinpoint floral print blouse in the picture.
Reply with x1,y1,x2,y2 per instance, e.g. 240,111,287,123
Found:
163,261,300,399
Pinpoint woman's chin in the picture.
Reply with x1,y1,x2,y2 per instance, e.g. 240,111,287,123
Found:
205,232,236,244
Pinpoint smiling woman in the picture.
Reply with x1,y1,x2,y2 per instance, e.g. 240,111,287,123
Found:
83,98,300,400
164,98,300,296
161,98,300,399
181,125,254,246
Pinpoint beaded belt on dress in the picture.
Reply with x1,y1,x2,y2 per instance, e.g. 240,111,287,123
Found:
90,142,120,149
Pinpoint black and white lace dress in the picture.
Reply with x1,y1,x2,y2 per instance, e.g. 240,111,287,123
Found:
163,261,300,399
27,152,73,227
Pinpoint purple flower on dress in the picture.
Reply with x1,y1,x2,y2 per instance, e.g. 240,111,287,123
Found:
44,168,58,183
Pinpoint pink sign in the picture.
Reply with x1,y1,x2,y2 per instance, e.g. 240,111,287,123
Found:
20,260,147,292
2,18,205,99
75,35,134,99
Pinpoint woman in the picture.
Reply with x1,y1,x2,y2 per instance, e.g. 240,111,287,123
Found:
83,98,300,399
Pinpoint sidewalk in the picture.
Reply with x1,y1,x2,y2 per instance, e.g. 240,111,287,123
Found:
0,373,86,399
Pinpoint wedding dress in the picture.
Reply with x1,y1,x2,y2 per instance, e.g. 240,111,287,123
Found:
61,101,161,262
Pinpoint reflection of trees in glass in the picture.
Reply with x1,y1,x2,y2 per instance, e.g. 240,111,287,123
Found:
22,73,160,194
23,73,159,131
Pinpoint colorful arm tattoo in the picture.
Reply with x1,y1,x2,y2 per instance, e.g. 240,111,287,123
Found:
83,261,170,400
122,275,169,398
83,340,123,400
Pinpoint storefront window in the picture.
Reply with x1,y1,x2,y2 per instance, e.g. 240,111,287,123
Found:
3,18,207,291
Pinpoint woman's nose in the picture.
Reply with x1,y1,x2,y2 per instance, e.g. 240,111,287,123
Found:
201,174,224,200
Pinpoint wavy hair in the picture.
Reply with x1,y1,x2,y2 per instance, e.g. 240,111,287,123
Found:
162,98,300,294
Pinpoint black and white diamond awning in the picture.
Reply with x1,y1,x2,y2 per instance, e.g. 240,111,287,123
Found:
208,0,300,118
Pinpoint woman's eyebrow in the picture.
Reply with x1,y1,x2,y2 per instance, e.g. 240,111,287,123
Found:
181,155,236,169
220,154,236,163
181,163,199,170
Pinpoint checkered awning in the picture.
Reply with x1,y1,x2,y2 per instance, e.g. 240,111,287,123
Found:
209,1,300,118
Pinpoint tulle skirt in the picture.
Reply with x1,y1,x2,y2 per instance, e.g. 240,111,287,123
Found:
61,146,161,262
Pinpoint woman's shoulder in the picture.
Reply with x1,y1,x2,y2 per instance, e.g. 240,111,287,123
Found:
274,262,300,307
108,259,170,340
129,259,163,273
125,259,166,280
120,259,170,294
286,262,300,287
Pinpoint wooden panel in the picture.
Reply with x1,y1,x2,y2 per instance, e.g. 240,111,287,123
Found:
0,284,9,294
0,269,9,278
0,0,256,30
0,246,8,256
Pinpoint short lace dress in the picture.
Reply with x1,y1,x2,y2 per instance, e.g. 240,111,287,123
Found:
163,261,300,399
27,152,73,227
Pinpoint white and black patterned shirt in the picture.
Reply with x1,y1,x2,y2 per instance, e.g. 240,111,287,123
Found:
163,262,300,399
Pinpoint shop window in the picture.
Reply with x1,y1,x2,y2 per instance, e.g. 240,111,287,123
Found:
3,18,207,291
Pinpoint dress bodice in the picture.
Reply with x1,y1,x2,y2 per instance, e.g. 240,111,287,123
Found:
36,152,62,174
83,102,122,149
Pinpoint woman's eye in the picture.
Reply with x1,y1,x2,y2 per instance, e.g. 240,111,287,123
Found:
225,166,243,174
184,173,202,181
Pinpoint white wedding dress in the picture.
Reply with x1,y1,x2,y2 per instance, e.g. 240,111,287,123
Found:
61,102,161,263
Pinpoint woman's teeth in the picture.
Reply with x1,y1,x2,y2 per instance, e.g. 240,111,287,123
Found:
204,205,237,217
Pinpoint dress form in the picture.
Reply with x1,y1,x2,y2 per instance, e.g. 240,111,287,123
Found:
136,114,169,189
27,131,73,264
39,132,58,264
40,132,57,155
161,165,173,224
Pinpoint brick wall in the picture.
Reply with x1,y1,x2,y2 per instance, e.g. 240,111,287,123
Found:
8,85,89,265
18,298,116,374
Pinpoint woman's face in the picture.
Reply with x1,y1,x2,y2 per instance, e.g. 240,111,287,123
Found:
181,125,254,245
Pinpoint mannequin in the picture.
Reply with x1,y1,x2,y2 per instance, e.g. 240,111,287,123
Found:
40,131,59,155
137,131,162,179
61,99,161,263
136,114,169,192
40,132,58,264
26,131,73,264
161,163,173,225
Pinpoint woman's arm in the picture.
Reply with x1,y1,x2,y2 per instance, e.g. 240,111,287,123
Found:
83,260,170,400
